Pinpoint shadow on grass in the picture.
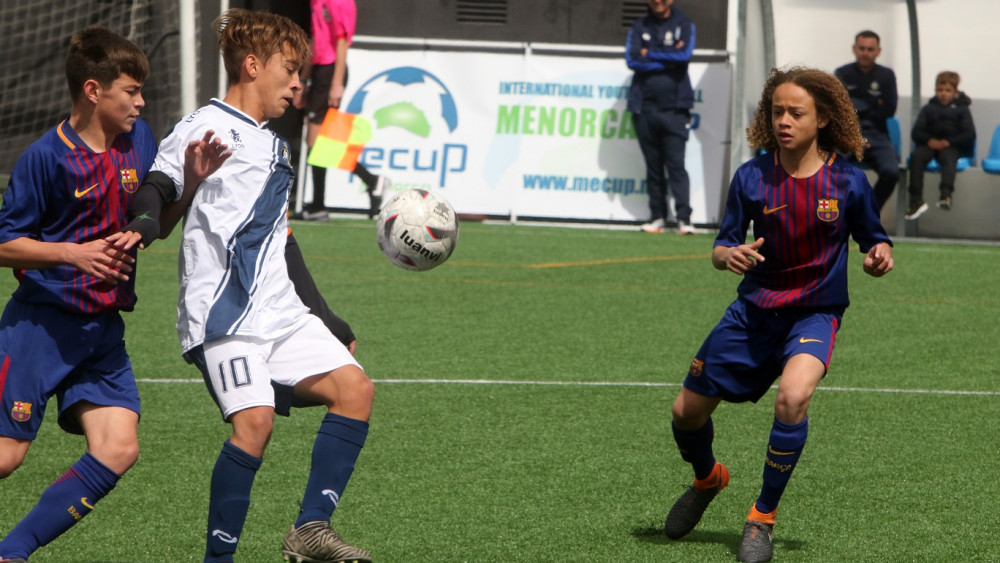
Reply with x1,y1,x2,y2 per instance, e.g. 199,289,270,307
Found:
632,524,806,556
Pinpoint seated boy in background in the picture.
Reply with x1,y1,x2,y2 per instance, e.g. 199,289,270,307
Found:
905,71,976,220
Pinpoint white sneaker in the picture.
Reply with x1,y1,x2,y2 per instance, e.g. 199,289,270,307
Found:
678,220,696,235
641,218,666,233
904,202,928,221
301,209,330,222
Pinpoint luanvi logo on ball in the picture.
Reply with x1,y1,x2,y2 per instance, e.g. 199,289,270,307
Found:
376,189,459,271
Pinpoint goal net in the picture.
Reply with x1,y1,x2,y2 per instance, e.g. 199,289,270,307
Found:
0,0,191,175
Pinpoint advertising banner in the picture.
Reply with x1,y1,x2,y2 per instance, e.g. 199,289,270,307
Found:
310,47,731,225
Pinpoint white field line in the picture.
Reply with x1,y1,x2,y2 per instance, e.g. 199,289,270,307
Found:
135,378,1000,396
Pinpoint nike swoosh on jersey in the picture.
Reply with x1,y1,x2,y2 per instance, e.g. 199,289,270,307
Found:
798,337,823,344
763,204,787,215
75,183,99,198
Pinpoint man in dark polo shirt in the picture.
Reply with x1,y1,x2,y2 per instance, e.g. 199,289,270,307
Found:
835,30,899,211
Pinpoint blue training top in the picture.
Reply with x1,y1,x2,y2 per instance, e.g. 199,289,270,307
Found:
624,6,696,114
715,151,892,310
0,119,157,314
835,62,897,134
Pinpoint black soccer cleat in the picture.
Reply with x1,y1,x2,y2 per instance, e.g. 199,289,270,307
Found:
737,520,774,562
664,462,729,539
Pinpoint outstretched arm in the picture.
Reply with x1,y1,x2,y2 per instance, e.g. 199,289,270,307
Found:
0,235,137,284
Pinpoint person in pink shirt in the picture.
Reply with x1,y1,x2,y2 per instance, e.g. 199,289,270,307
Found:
295,0,388,221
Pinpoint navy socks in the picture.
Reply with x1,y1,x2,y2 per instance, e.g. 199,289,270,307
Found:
671,418,717,480
0,453,119,559
295,413,369,527
755,416,808,514
204,440,262,563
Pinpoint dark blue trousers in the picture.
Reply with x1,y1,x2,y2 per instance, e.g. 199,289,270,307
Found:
633,109,692,223
908,144,959,204
859,129,901,210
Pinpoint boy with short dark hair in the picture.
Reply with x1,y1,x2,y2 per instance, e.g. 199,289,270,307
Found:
905,70,976,219
0,26,153,562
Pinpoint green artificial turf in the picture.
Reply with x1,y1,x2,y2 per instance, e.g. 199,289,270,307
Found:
1,218,997,561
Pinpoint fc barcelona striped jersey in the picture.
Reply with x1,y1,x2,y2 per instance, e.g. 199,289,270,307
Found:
715,151,892,309
0,120,156,314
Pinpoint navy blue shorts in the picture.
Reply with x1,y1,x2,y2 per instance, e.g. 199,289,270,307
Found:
0,299,140,439
683,298,843,403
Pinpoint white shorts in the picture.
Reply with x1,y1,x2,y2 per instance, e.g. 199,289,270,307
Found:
190,314,362,420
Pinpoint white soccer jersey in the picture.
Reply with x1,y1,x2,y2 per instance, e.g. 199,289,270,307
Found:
154,99,309,352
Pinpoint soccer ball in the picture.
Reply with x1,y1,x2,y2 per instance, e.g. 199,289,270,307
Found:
376,189,459,271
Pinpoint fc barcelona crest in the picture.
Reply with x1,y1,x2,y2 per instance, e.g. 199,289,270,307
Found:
119,168,140,193
817,199,840,222
11,400,32,422
689,358,704,378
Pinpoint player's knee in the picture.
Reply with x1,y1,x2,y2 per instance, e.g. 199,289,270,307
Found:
670,400,687,424
325,370,374,421
118,441,140,472
774,391,811,423
245,414,274,438
106,445,139,475
672,410,703,431
0,439,31,478
332,369,375,406
91,438,140,475
352,372,376,406
671,398,706,430
0,457,23,479
232,409,274,445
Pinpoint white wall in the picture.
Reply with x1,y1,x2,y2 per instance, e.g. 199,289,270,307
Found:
762,0,1000,157
771,2,911,91
728,0,1000,240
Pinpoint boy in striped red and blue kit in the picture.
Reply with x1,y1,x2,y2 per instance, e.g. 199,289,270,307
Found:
0,27,224,562
0,27,154,562
662,67,894,563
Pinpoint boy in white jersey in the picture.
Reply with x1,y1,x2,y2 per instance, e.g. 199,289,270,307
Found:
150,9,374,563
